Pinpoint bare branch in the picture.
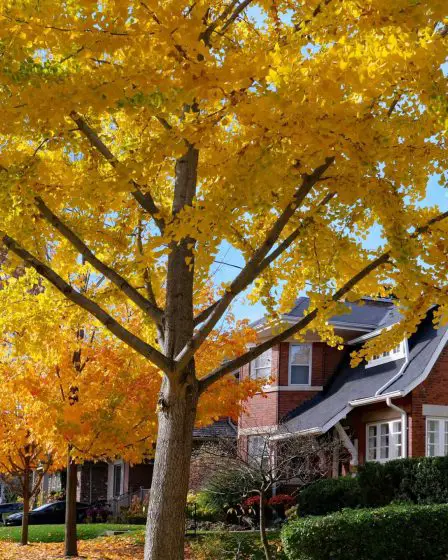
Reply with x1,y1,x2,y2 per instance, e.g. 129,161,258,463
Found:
69,111,165,233
199,209,448,392
35,196,164,324
1,233,173,373
177,157,335,370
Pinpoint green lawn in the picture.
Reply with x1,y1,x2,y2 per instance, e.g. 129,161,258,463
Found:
0,523,143,543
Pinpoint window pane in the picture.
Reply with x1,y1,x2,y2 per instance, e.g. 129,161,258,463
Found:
427,419,440,457
367,425,377,461
391,421,402,459
290,365,309,385
380,424,389,459
290,344,311,365
445,422,448,456
251,349,271,379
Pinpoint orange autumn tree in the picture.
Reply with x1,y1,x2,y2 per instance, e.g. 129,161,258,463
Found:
0,381,63,546
0,292,257,556
0,1,447,558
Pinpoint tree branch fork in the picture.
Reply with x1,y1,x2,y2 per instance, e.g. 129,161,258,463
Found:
2,146,447,392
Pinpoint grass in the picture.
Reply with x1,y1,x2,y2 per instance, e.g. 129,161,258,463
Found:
0,523,144,543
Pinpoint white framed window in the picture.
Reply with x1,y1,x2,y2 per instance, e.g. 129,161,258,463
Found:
366,420,402,462
250,349,272,380
366,340,406,368
247,435,269,466
426,418,448,457
289,343,312,386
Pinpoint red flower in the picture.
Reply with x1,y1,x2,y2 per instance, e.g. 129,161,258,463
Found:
268,494,295,507
243,495,262,507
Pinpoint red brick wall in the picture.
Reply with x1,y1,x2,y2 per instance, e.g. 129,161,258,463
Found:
410,345,448,457
239,392,278,428
239,342,346,430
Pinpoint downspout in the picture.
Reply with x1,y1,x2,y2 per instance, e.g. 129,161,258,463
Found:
386,397,407,459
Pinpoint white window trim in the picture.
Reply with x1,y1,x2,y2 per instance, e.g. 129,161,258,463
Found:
426,417,448,457
366,419,403,463
366,340,407,369
288,343,312,387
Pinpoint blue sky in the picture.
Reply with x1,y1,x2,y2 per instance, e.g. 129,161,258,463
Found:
213,174,448,323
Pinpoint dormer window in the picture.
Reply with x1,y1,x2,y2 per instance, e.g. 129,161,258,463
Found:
366,340,406,368
250,349,272,380
289,343,312,385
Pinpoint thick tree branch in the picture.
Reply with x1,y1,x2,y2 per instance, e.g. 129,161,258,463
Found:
69,111,165,233
199,0,241,46
256,191,336,272
192,192,335,327
199,209,448,392
177,157,335,369
1,233,173,373
220,0,254,34
35,196,164,324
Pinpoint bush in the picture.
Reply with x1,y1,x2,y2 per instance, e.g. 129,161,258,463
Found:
298,477,362,516
200,467,261,521
281,503,448,560
187,492,222,521
358,456,448,506
189,531,286,560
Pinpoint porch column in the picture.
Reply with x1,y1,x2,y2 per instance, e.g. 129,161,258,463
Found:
335,422,358,468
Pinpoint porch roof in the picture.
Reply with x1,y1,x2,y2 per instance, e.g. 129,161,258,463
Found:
281,312,448,435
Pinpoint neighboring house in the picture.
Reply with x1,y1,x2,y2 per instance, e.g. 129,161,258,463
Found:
239,297,448,473
190,418,237,491
40,419,237,505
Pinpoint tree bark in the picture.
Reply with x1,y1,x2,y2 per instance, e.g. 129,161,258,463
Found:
144,372,199,559
65,452,78,557
259,491,272,560
20,468,30,546
145,144,199,560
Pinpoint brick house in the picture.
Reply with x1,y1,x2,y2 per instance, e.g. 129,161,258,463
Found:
239,298,448,472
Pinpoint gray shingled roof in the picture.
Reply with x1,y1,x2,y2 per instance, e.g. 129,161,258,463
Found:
282,311,448,434
287,297,399,328
193,418,237,439
252,297,401,331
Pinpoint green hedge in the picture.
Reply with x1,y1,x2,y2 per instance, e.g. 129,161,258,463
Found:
281,503,448,560
298,477,362,516
358,456,448,506
298,456,448,516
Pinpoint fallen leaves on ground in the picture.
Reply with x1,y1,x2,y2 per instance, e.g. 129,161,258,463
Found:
0,536,144,560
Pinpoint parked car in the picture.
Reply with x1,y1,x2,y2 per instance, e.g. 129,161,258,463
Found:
0,503,23,515
4,501,89,526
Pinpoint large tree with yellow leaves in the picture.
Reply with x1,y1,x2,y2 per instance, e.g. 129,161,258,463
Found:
0,1,446,558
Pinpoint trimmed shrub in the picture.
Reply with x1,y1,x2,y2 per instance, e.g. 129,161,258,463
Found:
281,503,448,560
298,477,362,516
189,531,286,560
358,456,448,506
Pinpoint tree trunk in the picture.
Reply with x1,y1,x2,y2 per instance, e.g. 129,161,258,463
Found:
144,373,199,560
65,452,78,557
259,491,272,560
144,144,199,560
20,468,30,546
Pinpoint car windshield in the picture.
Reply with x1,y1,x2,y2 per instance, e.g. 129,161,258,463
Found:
31,503,53,512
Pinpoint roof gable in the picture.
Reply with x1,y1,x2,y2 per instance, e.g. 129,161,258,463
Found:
281,310,448,435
